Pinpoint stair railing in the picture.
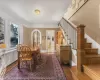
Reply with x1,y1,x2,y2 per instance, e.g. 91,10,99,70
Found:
59,18,86,72
59,18,77,50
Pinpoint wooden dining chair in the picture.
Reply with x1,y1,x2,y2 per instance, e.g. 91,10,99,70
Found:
17,44,23,69
17,44,22,51
19,46,33,71
29,45,41,65
35,46,42,65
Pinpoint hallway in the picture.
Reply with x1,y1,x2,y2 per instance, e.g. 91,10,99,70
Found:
3,53,67,80
1,0,100,80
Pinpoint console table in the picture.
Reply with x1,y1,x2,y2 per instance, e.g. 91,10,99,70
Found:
56,44,71,65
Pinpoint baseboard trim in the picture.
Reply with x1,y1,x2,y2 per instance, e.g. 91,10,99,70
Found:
0,60,18,76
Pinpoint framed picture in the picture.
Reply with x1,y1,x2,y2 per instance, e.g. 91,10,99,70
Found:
0,17,5,44
64,0,88,19
10,23,19,47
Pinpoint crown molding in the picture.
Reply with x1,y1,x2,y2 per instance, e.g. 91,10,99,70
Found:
26,24,59,28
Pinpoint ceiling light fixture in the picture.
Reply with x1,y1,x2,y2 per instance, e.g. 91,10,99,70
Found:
34,9,40,15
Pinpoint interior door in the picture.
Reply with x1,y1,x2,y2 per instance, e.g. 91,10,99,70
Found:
46,30,55,52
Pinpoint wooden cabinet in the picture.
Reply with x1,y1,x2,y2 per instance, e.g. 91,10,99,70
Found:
56,44,71,65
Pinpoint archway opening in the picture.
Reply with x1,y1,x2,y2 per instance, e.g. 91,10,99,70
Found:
31,29,41,47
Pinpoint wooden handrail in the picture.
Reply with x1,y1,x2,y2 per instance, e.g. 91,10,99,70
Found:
61,17,77,30
58,23,68,36
59,18,78,49
68,0,88,20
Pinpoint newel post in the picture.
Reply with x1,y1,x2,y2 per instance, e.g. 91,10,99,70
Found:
77,24,86,72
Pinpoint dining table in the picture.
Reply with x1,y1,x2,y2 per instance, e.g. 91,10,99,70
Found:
18,46,39,71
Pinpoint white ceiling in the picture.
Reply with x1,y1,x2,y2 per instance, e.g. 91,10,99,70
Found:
0,0,71,25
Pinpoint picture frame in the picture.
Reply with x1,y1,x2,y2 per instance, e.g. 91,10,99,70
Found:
64,0,88,19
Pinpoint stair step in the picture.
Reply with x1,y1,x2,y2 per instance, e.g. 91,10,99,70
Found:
85,43,92,48
85,54,100,58
83,65,100,80
70,66,92,80
85,48,98,55
85,55,100,64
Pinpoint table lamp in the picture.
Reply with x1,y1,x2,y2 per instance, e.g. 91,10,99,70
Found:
0,44,6,48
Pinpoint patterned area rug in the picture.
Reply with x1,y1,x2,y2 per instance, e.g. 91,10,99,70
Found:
3,53,67,80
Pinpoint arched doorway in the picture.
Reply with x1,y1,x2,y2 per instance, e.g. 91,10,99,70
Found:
31,29,41,47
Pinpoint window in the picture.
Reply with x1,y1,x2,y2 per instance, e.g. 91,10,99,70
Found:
10,23,19,47
0,17,5,44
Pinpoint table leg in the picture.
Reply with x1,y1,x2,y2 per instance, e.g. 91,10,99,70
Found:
33,53,37,70
18,52,20,69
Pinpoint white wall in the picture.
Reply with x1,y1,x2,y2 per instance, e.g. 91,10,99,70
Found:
0,8,29,70
64,0,100,45
0,8,29,49
29,24,58,28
